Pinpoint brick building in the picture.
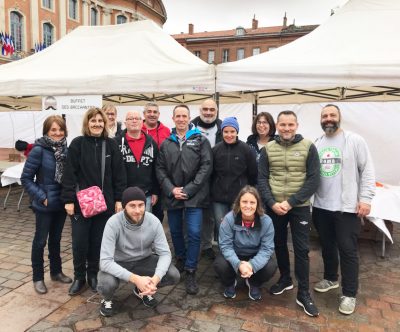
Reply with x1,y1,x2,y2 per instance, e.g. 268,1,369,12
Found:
173,15,317,64
0,0,167,64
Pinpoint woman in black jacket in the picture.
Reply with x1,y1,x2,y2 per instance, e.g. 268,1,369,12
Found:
21,115,72,294
246,112,276,163
211,117,258,238
62,107,126,295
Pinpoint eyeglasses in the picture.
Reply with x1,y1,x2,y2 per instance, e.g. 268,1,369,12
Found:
202,107,216,112
106,113,116,117
126,117,142,122
257,121,269,125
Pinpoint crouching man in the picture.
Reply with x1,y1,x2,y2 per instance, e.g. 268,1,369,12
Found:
97,187,180,317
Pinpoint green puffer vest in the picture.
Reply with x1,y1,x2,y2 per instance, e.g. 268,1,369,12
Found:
265,139,312,207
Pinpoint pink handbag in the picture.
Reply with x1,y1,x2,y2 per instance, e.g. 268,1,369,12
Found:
76,141,107,218
76,186,107,218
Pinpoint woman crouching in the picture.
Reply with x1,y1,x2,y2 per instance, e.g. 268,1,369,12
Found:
214,185,277,300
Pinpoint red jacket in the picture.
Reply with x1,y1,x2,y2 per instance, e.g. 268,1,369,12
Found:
142,121,170,148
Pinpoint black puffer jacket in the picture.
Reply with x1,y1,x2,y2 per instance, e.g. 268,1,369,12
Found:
211,139,258,204
61,136,126,215
156,125,213,209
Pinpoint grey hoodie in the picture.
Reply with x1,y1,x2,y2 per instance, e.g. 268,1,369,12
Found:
314,130,375,212
99,211,171,282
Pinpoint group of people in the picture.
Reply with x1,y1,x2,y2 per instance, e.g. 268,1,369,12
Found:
21,100,375,319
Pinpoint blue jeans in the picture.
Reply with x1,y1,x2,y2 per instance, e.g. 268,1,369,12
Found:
212,202,231,240
145,195,152,212
32,210,67,281
167,207,202,270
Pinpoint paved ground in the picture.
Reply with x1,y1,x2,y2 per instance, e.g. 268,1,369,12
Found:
0,184,400,332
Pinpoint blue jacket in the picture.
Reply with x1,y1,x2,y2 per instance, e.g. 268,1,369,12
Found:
21,144,65,212
219,210,275,273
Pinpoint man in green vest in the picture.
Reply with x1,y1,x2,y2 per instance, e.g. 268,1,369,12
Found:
258,110,320,317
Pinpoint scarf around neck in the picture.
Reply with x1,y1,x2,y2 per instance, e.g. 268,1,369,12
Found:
36,136,67,183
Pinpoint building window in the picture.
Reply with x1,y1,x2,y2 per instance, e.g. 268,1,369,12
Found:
222,49,229,63
235,26,245,36
10,11,23,52
268,46,277,51
43,23,54,47
252,47,260,56
207,50,215,64
237,48,245,60
69,0,78,20
117,15,127,24
90,7,98,26
194,51,201,57
42,0,53,10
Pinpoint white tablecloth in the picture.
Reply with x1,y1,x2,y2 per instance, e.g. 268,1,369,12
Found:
0,162,25,186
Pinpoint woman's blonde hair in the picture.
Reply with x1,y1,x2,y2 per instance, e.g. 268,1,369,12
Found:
82,107,108,138
43,115,68,137
232,185,264,217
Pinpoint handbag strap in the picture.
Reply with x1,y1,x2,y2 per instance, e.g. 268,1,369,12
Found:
101,140,106,192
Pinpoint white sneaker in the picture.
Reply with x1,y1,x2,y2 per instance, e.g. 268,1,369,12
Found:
314,279,339,293
339,296,356,315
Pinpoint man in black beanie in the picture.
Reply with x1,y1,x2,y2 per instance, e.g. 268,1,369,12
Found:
97,187,180,317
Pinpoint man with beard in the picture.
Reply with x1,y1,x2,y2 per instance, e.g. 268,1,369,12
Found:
312,104,375,315
258,110,320,317
191,99,222,259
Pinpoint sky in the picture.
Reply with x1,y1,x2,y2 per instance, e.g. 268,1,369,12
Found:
162,0,349,34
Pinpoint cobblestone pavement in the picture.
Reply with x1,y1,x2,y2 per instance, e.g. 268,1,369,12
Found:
0,185,399,332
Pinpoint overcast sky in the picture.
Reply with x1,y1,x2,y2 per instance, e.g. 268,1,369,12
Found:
162,0,349,34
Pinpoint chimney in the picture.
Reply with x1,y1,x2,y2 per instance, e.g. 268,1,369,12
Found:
252,15,258,30
283,12,287,27
189,23,194,34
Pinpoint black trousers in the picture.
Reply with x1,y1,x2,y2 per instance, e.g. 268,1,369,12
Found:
31,210,66,281
71,213,109,280
312,207,361,297
268,206,311,293
213,253,277,287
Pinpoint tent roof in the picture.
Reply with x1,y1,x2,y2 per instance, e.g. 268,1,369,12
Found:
216,0,400,103
0,20,215,98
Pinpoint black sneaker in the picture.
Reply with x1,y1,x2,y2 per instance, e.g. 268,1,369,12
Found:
100,299,114,317
296,292,319,317
202,247,216,260
133,287,158,308
270,278,294,295
245,279,262,301
175,257,185,273
185,270,199,295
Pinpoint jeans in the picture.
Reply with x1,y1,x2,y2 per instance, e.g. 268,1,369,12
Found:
71,213,109,280
31,210,67,281
312,207,361,297
145,195,152,212
97,255,180,300
268,206,311,293
201,208,215,250
213,253,277,287
167,207,202,270
212,202,231,241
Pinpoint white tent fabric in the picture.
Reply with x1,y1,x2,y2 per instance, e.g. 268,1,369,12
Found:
216,0,400,103
0,20,215,97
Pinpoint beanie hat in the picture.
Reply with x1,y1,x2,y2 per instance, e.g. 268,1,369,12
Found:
122,187,146,208
221,117,239,133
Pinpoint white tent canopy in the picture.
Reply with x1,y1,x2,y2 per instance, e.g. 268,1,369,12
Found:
216,0,400,104
0,20,215,108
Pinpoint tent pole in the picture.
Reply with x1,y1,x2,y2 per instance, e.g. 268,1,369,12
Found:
252,93,258,119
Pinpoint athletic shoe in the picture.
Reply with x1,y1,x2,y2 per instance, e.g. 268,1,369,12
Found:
270,278,294,295
100,299,114,317
245,279,262,301
314,279,339,293
296,292,319,317
339,296,356,315
133,287,158,308
223,279,237,299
